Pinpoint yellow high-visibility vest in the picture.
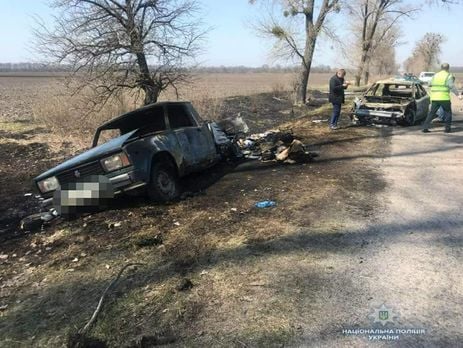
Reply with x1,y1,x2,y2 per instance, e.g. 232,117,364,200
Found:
430,70,451,101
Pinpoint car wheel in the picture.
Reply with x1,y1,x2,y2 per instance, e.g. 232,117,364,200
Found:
402,108,416,126
147,162,180,202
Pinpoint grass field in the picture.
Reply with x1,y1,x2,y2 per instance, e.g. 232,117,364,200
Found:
0,72,334,148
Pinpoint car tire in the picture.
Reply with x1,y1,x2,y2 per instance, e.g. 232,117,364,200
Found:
402,108,416,126
147,162,180,202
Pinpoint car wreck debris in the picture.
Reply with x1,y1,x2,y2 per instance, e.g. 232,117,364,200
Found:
23,101,320,228
236,130,319,164
255,200,276,208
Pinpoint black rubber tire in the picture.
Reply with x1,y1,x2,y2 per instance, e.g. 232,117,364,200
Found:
147,162,180,202
401,108,416,126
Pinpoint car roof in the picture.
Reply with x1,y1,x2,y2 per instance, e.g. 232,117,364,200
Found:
374,78,418,85
98,101,191,130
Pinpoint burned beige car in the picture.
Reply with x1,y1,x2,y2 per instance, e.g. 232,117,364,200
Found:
352,79,430,126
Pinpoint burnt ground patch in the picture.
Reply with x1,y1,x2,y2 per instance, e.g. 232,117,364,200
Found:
0,94,393,347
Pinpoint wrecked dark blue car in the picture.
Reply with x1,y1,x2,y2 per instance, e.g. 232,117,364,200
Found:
34,101,234,215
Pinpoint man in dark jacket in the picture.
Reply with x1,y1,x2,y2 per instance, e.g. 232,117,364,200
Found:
329,69,350,130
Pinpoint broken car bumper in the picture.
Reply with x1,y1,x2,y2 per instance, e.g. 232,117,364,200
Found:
39,169,147,210
354,109,403,119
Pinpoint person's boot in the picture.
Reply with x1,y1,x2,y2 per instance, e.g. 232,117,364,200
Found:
422,129,431,133
445,126,451,133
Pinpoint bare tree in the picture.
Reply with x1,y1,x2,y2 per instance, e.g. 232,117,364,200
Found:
35,0,205,107
250,0,341,104
368,27,400,76
404,33,446,74
345,0,417,86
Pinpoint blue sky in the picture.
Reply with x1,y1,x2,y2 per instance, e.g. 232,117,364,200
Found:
0,0,462,68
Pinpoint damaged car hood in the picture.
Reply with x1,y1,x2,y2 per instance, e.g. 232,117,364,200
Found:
35,130,138,181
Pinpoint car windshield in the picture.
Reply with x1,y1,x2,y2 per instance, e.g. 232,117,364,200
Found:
366,83,413,98
92,106,167,147
95,129,122,146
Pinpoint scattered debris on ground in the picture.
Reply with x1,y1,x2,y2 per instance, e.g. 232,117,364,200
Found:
236,130,319,164
255,200,276,208
176,278,194,291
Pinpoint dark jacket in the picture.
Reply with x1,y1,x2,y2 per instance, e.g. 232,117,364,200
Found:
329,74,347,104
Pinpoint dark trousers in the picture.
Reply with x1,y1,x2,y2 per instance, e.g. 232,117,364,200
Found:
423,100,452,129
330,103,342,127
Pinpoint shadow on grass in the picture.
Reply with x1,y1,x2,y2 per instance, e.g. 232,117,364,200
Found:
2,213,463,345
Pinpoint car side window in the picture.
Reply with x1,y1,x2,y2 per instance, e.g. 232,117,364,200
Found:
415,86,423,99
137,108,166,135
167,105,195,129
120,106,166,135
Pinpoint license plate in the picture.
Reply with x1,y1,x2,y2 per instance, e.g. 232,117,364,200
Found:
53,175,114,215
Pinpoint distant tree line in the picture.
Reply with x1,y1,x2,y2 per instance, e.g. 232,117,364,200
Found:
0,62,69,72
404,33,446,74
0,63,334,74
193,64,333,73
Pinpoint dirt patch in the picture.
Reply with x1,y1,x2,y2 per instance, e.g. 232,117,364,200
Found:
0,91,390,346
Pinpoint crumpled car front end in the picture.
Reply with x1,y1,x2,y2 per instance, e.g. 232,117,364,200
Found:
352,97,409,125
33,130,145,216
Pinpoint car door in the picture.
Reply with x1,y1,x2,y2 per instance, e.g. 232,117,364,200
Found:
167,104,216,169
414,84,430,119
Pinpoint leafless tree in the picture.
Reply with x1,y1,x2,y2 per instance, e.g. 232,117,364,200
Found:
35,0,205,107
250,0,341,104
345,0,417,86
368,27,400,76
404,33,446,74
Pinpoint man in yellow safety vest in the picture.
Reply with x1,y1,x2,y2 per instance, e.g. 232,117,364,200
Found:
423,63,462,133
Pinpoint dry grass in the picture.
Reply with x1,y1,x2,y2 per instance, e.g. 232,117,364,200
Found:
23,72,332,140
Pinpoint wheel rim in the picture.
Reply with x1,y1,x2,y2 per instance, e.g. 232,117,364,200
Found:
157,170,175,196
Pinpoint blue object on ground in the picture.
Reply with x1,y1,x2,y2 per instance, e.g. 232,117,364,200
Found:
255,200,276,208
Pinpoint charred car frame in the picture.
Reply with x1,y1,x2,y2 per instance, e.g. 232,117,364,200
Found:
352,79,430,126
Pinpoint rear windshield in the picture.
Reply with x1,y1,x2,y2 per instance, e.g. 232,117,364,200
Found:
422,73,434,77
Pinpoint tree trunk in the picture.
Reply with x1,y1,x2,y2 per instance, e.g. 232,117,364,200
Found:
363,58,370,85
296,14,317,105
143,84,160,105
363,70,370,86
354,0,382,87
296,63,311,104
355,51,368,87
126,5,159,106
135,52,159,105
